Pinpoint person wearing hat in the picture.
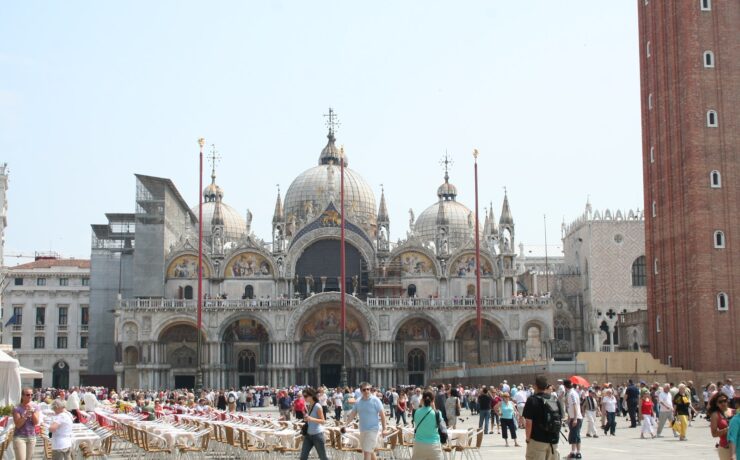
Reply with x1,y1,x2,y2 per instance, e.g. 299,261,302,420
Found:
581,389,599,438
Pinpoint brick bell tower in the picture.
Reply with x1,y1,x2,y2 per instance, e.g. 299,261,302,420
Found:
638,0,739,373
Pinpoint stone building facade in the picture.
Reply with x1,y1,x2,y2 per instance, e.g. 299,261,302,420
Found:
638,0,739,372
1,257,90,387
90,128,556,390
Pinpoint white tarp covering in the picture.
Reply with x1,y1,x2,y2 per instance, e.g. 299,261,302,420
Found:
0,351,22,405
19,366,43,379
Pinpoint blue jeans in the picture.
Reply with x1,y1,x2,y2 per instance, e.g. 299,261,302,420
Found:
300,433,328,460
478,409,492,433
604,411,616,435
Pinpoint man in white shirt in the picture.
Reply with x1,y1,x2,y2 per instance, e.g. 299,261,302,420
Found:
722,379,735,409
65,389,81,423
564,379,583,459
501,380,511,394
656,384,675,437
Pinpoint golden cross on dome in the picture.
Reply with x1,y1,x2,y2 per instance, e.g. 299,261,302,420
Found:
324,107,340,136
208,144,221,179
440,151,453,182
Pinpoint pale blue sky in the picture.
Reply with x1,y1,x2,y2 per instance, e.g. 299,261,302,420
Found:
1,1,643,261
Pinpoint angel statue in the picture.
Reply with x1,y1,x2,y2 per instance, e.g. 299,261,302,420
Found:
409,208,415,229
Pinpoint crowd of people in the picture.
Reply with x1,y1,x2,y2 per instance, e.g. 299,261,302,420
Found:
9,376,739,460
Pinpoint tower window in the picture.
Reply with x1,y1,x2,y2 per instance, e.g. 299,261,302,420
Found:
710,170,721,188
707,110,718,127
651,201,657,217
648,93,653,110
656,314,661,333
714,231,725,248
717,292,728,311
701,0,711,11
703,51,715,68
654,258,659,275
650,146,655,163
631,256,646,286
646,41,651,58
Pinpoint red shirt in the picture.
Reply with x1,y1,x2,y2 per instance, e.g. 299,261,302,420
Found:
640,399,653,415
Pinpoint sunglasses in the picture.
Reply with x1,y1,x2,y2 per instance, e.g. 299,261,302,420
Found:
23,393,32,397
361,388,370,392
718,400,728,404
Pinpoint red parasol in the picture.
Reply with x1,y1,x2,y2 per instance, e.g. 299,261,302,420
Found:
569,375,591,388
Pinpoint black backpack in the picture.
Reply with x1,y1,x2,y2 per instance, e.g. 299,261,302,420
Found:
536,395,563,444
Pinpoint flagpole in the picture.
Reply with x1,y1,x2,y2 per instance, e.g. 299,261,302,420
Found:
196,138,205,391
340,148,348,388
474,149,482,365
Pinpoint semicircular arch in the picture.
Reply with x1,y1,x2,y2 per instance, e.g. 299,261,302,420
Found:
285,229,375,279
218,313,273,342
224,250,276,279
285,292,378,341
165,252,214,279
447,251,494,278
386,245,439,277
521,319,552,341
391,314,445,341
450,313,508,340
152,317,208,342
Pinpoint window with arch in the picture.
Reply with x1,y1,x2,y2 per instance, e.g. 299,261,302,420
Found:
701,0,711,11
650,146,655,163
717,292,728,311
554,317,571,342
407,349,426,372
710,170,721,188
707,110,718,127
656,314,661,333
238,349,257,373
406,284,417,298
704,51,715,68
714,231,725,248
243,285,254,299
466,284,476,296
646,41,651,57
632,256,647,286
183,285,193,300
652,201,656,217
648,93,653,109
654,258,659,275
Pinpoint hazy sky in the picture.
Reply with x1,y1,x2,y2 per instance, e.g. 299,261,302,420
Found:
0,1,643,262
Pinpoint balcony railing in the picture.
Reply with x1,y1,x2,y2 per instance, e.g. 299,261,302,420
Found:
367,296,552,308
80,325,89,332
11,325,22,332
34,325,45,333
57,324,68,332
118,298,302,311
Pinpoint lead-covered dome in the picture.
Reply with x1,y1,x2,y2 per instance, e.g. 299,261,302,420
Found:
191,171,247,241
284,132,377,236
414,173,480,249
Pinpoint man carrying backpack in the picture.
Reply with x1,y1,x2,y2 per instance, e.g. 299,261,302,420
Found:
523,375,562,460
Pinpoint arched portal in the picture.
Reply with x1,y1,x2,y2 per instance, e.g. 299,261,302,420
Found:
454,319,507,364
294,239,369,298
395,318,442,386
295,302,368,386
159,323,205,389
222,318,269,388
52,361,69,389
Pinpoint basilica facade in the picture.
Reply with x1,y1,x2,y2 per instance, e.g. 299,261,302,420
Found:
91,127,555,390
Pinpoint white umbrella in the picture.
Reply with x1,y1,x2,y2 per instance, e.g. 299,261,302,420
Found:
19,366,43,380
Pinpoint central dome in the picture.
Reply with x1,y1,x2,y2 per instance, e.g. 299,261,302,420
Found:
284,133,377,236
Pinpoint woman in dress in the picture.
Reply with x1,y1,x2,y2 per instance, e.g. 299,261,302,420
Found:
707,392,732,460
445,388,462,429
299,388,329,460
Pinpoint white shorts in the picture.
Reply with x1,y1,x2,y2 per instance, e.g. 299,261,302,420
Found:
360,430,379,452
